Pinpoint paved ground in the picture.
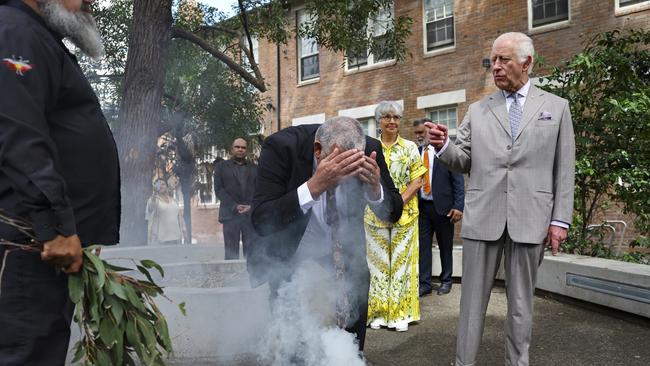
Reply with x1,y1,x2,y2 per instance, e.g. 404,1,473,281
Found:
364,283,650,366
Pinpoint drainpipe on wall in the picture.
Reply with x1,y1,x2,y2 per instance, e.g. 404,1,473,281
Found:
276,43,281,132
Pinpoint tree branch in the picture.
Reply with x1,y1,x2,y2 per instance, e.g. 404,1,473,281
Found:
193,25,240,37
237,0,265,84
171,26,266,92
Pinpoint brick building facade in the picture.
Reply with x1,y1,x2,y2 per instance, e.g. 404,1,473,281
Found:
191,0,649,244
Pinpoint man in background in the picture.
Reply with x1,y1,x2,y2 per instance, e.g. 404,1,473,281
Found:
413,119,464,297
0,0,120,364
214,138,257,259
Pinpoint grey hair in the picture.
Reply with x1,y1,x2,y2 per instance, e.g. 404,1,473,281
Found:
493,32,535,75
374,101,403,122
315,116,366,156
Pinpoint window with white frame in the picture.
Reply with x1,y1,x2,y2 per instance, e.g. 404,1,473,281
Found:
424,0,455,52
530,0,569,28
427,106,458,140
347,5,394,69
358,117,378,138
297,10,319,82
618,0,649,6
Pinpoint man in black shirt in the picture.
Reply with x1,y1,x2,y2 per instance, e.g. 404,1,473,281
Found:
214,138,257,259
0,0,120,365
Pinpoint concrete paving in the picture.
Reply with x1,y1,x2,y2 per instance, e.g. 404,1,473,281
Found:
364,284,650,366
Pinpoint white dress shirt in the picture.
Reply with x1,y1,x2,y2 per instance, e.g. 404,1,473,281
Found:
293,168,384,262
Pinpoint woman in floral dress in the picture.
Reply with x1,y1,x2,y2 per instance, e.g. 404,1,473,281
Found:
366,101,427,332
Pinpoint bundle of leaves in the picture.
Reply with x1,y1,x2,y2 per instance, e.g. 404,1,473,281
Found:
0,211,183,366
68,249,184,366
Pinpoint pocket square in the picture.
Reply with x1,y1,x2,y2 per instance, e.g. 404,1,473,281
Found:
538,111,552,120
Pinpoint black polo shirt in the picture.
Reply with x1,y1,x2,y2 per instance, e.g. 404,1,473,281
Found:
0,0,120,245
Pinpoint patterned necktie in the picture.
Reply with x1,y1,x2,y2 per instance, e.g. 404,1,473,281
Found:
509,93,523,142
422,148,431,195
325,188,350,328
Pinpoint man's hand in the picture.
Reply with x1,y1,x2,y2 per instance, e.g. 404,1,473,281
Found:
424,122,448,149
545,226,568,256
41,235,83,274
307,148,365,198
447,209,463,224
358,151,382,200
236,204,251,214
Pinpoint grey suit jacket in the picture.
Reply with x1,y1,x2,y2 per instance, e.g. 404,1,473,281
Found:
438,85,575,244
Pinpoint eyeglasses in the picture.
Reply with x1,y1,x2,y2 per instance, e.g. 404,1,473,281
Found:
381,115,401,121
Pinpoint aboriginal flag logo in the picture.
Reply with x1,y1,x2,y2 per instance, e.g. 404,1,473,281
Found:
2,56,33,76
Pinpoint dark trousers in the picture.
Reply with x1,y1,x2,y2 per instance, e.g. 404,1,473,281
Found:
418,200,455,293
0,248,74,366
222,216,254,260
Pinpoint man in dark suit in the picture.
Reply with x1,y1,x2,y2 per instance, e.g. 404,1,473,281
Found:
0,1,120,364
413,119,464,296
249,117,402,352
214,138,257,259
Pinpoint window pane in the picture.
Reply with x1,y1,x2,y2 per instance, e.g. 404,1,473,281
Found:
348,50,368,68
448,108,457,129
301,54,319,80
425,0,454,22
620,0,647,5
301,38,318,56
532,0,569,27
374,34,392,62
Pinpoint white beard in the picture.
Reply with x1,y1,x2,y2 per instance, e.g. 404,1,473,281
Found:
37,0,105,60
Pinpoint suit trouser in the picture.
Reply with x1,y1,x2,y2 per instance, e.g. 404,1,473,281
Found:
222,216,254,260
0,248,74,366
455,230,544,366
418,200,455,293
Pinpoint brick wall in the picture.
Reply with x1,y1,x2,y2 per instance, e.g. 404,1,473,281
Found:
259,1,649,136
252,0,649,242
221,1,650,244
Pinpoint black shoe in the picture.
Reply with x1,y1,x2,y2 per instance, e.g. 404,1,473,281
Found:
437,283,452,295
419,288,432,297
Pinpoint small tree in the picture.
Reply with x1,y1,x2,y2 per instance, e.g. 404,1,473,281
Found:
540,29,650,249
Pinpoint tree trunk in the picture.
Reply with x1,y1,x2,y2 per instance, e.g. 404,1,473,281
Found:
174,126,194,245
116,0,173,245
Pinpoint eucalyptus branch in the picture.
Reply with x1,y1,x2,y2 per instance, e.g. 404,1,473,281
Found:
171,26,266,92
0,211,182,366
193,25,240,37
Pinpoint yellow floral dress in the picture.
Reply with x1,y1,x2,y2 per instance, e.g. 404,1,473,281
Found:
365,136,427,328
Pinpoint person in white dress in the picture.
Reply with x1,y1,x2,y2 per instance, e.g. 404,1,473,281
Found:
145,179,186,245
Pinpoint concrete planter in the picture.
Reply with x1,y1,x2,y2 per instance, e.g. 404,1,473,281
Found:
68,244,269,365
432,247,650,317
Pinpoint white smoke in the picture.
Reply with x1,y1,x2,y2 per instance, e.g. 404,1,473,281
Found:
255,260,366,366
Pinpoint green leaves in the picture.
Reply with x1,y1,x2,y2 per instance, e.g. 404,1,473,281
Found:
541,28,650,245
69,249,180,366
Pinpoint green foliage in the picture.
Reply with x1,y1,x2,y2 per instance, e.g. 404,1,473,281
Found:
69,248,182,366
301,0,412,63
539,29,650,245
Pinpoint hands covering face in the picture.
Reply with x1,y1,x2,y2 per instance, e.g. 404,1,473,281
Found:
307,148,381,200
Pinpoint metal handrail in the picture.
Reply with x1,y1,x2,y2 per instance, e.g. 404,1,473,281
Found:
586,220,628,255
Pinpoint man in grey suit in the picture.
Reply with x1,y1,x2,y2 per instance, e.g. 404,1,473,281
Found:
427,32,575,366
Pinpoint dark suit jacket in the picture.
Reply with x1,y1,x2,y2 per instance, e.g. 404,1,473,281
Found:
249,124,403,286
418,145,465,216
213,159,257,222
